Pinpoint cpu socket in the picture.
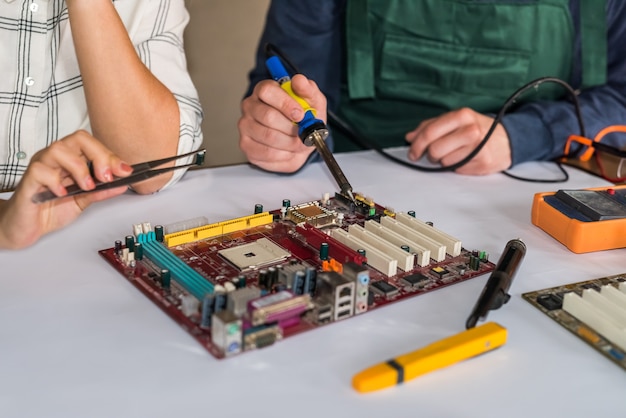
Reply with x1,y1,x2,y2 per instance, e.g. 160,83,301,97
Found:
218,238,290,271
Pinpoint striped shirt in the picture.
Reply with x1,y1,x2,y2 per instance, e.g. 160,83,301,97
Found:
0,0,203,191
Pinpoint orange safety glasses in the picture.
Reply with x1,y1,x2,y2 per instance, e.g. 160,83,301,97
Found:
564,126,626,183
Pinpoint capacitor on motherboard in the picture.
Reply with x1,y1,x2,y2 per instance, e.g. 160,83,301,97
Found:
236,275,247,288
320,242,329,261
125,235,135,252
408,210,416,217
155,225,164,242
401,245,410,253
282,199,291,208
195,151,206,166
134,243,143,260
161,269,171,289
293,270,306,295
469,254,481,271
304,266,317,295
258,269,270,289
254,204,263,214
268,266,278,287
114,240,122,255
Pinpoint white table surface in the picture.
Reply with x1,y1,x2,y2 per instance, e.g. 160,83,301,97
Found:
1,149,625,418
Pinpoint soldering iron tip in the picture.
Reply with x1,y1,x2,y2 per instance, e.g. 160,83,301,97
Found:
347,189,356,204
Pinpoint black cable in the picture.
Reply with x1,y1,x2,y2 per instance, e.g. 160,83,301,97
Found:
265,43,586,183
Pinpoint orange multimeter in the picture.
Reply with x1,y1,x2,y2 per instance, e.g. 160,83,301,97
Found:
531,185,626,253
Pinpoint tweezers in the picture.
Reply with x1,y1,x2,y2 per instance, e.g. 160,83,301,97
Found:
32,148,206,204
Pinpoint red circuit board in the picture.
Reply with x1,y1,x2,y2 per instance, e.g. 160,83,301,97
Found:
99,195,495,359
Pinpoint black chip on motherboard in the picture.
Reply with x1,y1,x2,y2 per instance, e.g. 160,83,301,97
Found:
400,273,430,288
536,294,563,311
370,281,399,298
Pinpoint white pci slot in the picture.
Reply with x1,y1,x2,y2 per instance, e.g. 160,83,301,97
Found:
585,287,626,328
603,284,626,307
364,220,431,267
395,213,462,257
563,291,626,351
380,216,446,262
330,228,398,277
347,225,414,272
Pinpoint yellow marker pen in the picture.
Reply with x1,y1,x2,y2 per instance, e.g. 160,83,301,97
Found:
352,322,507,393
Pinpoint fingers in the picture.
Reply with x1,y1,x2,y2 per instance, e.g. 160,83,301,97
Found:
406,108,476,160
240,91,301,152
17,160,71,200
37,130,132,182
290,75,328,122
418,123,484,164
405,108,512,175
1,131,134,249
239,75,328,173
21,130,133,202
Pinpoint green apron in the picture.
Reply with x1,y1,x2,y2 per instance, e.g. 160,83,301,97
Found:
336,0,607,152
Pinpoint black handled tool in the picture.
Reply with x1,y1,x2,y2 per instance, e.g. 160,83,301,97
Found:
32,148,206,204
466,238,527,329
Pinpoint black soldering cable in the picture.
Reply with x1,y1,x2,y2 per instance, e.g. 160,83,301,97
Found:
266,43,587,183
330,78,585,183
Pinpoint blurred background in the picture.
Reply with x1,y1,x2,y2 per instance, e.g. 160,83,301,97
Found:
184,0,270,167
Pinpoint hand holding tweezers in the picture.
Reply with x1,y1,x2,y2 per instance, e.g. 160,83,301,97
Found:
32,148,206,204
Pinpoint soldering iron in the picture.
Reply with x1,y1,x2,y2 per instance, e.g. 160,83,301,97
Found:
265,54,356,203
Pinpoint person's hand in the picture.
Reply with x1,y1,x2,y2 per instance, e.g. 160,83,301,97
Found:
238,74,327,173
0,131,133,250
405,108,512,175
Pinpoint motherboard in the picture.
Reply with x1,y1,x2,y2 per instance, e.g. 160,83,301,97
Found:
99,192,495,359
523,273,626,370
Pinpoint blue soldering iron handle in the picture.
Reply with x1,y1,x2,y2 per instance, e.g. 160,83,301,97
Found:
265,56,328,146
266,56,290,83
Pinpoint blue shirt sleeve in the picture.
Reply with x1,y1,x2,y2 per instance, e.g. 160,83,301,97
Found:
502,0,626,166
246,0,345,111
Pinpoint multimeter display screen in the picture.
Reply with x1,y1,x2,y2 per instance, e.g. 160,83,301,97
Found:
552,189,626,221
